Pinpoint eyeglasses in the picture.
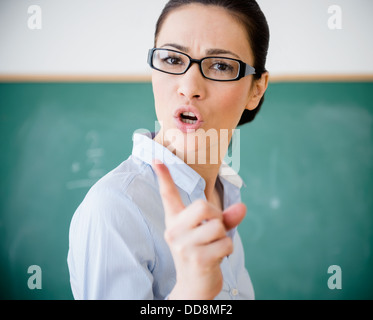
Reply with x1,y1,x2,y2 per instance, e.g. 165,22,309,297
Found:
147,48,256,82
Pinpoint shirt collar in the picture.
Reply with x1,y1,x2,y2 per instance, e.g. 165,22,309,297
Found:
132,132,244,194
219,162,244,189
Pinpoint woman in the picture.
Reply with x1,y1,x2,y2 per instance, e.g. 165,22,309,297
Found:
68,0,269,300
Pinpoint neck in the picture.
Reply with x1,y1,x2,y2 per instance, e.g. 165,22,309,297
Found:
154,130,228,202
189,162,221,201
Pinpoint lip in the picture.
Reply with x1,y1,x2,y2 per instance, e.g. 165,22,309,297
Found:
173,106,204,133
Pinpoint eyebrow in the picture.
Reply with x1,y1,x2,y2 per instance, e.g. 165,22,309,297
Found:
160,43,241,59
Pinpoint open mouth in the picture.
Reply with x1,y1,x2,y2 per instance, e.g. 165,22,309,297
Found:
174,107,204,132
180,111,198,124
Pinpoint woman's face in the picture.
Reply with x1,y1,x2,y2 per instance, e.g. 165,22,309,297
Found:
152,4,264,163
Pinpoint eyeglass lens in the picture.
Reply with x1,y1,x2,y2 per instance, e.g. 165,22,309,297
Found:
152,49,240,81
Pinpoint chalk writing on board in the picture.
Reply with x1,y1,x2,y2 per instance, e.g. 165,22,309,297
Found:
66,130,106,190
269,147,281,210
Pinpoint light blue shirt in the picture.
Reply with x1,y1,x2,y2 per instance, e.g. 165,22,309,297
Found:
67,132,254,300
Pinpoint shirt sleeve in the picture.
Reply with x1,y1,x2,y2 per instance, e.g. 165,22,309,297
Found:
67,180,157,300
232,231,255,300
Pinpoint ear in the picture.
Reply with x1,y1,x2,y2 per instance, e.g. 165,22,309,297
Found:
245,72,269,111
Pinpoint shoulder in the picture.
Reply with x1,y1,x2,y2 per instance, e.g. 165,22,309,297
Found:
70,156,160,236
94,156,154,194
84,156,157,208
67,158,160,299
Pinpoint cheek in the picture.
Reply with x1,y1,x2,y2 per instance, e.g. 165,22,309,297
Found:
213,83,250,124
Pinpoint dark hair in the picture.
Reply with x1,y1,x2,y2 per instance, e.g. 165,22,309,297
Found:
154,0,270,125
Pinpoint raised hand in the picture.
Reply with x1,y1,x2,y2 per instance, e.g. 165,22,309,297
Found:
152,159,246,300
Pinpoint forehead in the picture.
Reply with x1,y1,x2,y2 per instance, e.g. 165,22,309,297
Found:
156,3,253,61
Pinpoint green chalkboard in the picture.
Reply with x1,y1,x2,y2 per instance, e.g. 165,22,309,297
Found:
0,81,372,300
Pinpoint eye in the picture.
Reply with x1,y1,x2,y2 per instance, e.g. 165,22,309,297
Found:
163,56,183,65
212,62,234,72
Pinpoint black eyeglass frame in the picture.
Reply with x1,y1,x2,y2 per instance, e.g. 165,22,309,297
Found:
147,48,256,82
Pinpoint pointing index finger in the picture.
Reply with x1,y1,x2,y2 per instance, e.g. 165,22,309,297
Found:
152,159,185,217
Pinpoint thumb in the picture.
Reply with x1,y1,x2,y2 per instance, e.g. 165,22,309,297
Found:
222,203,246,231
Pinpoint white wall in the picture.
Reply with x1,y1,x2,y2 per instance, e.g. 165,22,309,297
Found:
0,0,372,77
261,0,373,76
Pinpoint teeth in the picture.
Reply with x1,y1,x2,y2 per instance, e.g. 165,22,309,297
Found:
182,111,196,117
181,118,197,124
180,111,198,125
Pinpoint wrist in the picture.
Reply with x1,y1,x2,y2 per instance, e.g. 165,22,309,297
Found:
167,282,216,300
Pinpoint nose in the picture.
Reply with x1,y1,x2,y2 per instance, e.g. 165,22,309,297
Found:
177,63,206,100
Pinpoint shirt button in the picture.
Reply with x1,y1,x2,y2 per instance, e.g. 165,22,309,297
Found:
231,288,239,296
